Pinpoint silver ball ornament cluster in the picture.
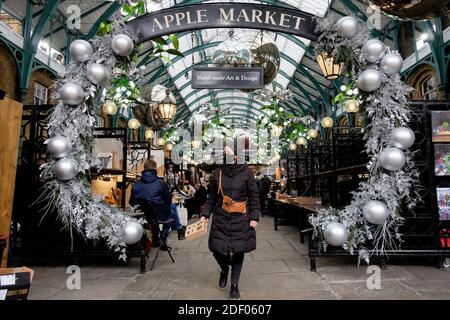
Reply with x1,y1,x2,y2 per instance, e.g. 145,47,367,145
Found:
54,34,135,183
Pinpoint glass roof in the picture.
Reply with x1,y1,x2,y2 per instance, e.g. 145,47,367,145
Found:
141,0,333,125
1,0,336,126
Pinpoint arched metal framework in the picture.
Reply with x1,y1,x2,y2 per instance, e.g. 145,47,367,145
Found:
7,0,447,129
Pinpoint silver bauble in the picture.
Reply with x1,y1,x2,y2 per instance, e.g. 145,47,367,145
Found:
379,147,406,171
86,63,109,85
122,221,144,245
390,127,415,150
357,69,382,92
362,39,386,63
47,136,72,159
53,158,78,181
70,39,93,63
60,83,85,105
112,34,134,57
335,16,358,38
323,222,348,247
363,200,389,225
380,52,404,75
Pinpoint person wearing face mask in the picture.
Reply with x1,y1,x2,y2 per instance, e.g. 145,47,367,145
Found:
200,138,261,300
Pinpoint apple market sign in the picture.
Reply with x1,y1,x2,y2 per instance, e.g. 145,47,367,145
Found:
192,66,264,89
127,3,318,43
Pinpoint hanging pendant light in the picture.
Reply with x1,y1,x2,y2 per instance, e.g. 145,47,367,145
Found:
127,118,140,129
308,129,319,139
296,137,307,146
344,99,360,113
158,89,177,123
321,117,334,128
145,129,154,140
102,100,118,115
317,53,344,80
157,137,166,146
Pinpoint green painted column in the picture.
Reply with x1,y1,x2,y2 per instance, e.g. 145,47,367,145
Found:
416,19,448,97
20,0,61,103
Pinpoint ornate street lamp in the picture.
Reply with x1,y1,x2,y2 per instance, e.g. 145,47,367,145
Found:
271,125,283,138
158,89,177,123
317,53,344,80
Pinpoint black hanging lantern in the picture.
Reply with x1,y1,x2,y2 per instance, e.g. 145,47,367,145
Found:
316,52,344,80
158,89,177,123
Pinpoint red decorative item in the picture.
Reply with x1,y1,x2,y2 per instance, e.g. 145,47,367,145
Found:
440,229,450,248
144,237,152,253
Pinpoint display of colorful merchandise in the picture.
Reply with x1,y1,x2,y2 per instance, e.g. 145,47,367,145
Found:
437,188,450,221
432,111,450,142
435,144,450,176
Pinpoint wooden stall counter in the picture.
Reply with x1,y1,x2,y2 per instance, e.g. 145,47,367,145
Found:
0,97,22,267
272,195,330,244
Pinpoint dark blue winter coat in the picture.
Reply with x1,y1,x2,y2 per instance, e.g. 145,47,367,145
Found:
129,169,172,220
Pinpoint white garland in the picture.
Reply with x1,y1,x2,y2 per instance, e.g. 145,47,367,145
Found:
40,3,141,259
309,17,420,263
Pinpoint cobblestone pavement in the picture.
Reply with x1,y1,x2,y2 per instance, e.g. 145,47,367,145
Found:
27,216,450,300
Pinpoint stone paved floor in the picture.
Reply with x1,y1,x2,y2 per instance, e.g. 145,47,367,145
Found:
27,216,450,300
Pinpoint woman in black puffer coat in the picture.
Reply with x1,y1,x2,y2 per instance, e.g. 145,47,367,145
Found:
201,145,261,300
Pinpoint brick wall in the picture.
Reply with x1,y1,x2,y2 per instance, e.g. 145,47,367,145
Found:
27,68,56,104
0,42,18,101
0,12,23,34
0,41,56,104
406,63,445,100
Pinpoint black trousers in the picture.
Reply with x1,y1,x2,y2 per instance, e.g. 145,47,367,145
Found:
213,251,245,285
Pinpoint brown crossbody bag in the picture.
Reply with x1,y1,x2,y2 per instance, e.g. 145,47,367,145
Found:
218,170,247,214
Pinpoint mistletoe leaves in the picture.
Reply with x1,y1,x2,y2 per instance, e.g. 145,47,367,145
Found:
96,1,184,65
121,1,147,22
151,34,184,64
97,21,114,37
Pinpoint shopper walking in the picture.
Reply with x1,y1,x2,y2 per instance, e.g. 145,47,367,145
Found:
201,144,261,300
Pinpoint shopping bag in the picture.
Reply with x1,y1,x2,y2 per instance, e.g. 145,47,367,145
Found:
185,220,208,240
177,205,188,226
